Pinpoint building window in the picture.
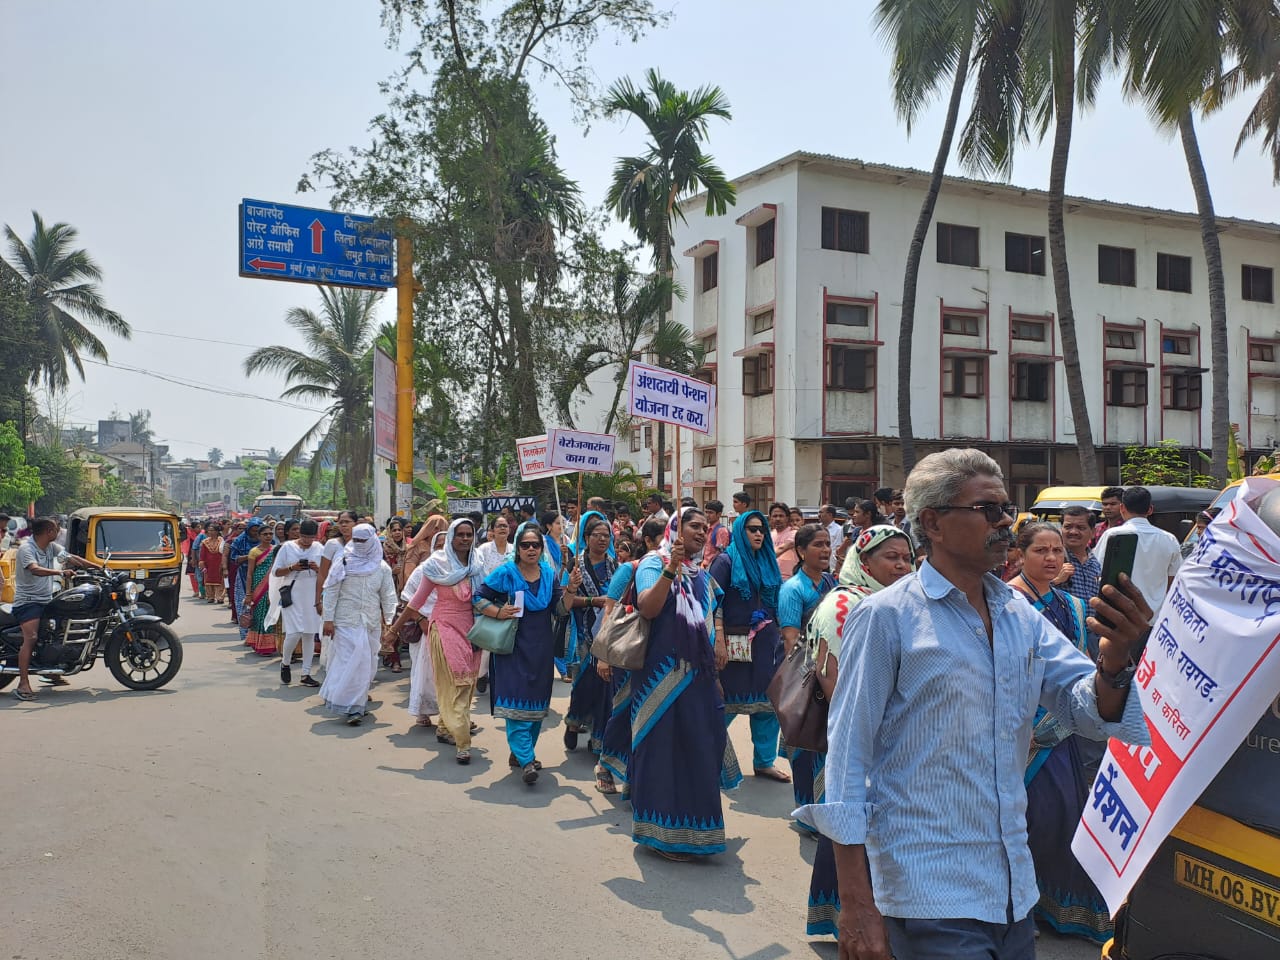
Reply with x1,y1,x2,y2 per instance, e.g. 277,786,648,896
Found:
942,313,981,336
700,333,716,355
630,428,641,453
1162,371,1202,410
1098,245,1137,286
1105,329,1137,349
700,252,718,292
699,449,716,468
826,301,870,328
1243,264,1274,303
1156,252,1192,293
751,309,774,334
943,356,986,397
643,425,653,448
1250,342,1276,362
1011,318,1047,341
1005,232,1045,275
1012,361,1051,402
755,219,775,266
744,483,774,505
820,207,869,254
826,347,876,392
1107,368,1148,406
937,223,980,267
1162,335,1192,355
825,442,872,461
751,441,774,463
743,352,774,397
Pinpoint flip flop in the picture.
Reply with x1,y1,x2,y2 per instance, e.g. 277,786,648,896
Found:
753,766,793,783
13,689,36,702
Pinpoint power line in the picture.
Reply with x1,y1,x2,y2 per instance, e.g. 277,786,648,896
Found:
129,327,264,349
79,358,327,413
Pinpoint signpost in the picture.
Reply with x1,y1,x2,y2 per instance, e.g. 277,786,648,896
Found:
239,199,394,289
373,347,397,462
547,429,617,474
516,435,573,482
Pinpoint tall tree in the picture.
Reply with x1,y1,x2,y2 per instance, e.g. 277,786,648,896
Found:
207,447,223,467
2,212,130,390
874,0,981,476
243,286,382,507
603,67,735,491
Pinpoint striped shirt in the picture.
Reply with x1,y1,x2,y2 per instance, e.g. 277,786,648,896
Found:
794,560,1148,923
1063,551,1102,605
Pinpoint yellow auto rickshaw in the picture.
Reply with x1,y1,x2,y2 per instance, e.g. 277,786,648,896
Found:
1030,485,1218,540
66,507,182,623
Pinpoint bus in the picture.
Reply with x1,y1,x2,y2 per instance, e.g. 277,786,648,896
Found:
251,492,305,519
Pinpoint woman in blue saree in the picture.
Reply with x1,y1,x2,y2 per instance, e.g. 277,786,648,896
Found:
708,509,787,789
631,508,726,861
775,523,836,822
562,513,619,776
474,521,565,785
229,519,261,644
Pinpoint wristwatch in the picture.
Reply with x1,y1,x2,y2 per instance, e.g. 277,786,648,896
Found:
1096,654,1138,689
661,568,676,580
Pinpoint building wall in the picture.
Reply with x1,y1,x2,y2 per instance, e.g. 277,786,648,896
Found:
670,154,1280,506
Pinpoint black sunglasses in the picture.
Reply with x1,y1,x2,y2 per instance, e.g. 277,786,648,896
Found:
518,540,542,550
744,524,766,533
933,502,1018,523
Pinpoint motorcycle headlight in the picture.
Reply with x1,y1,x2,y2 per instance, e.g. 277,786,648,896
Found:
123,581,140,603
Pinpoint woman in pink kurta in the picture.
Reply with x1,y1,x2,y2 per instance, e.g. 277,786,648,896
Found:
386,518,482,764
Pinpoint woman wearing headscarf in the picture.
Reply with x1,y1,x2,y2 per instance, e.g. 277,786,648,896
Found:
561,512,618,772
474,521,565,785
401,514,448,585
708,509,786,789
385,519,483,763
397,528,447,728
229,519,261,640
630,508,726,861
319,523,398,725
379,517,410,674
801,524,915,940
244,522,279,655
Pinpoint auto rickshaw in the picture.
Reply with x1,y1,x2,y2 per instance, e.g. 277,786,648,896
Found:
65,507,182,623
1030,485,1218,539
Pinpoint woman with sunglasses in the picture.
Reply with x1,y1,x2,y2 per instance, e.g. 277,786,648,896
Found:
630,508,727,861
474,521,566,784
708,509,787,788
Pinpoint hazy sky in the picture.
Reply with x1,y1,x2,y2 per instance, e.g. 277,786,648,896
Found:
4,1,1276,463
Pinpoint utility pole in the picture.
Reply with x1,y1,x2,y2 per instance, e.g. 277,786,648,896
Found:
394,220,419,517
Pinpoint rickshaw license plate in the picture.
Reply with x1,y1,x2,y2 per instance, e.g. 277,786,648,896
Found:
134,569,147,579
1174,852,1280,928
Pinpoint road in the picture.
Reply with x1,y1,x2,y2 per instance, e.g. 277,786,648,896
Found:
4,599,1099,960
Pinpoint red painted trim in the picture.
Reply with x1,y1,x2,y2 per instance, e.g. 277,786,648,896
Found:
682,238,720,259
734,341,776,358
734,202,777,227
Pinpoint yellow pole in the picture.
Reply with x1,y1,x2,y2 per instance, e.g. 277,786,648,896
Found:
395,224,415,517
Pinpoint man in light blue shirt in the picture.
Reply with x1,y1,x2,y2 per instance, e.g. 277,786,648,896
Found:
796,449,1153,960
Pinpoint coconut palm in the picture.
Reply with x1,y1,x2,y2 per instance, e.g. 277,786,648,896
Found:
2,211,130,389
243,286,382,507
604,68,735,490
1230,4,1280,181
874,0,982,475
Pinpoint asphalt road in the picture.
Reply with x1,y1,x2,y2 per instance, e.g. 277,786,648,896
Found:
3,599,1099,960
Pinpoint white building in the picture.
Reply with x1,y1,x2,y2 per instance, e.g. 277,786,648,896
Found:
194,466,247,513
660,151,1280,510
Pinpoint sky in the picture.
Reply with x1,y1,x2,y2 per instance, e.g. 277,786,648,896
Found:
4,0,1277,464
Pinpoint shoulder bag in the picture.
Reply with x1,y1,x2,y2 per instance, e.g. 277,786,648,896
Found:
766,640,828,754
467,605,517,656
590,561,650,671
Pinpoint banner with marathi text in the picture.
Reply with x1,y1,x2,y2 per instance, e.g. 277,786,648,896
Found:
1073,478,1280,913
626,361,715,436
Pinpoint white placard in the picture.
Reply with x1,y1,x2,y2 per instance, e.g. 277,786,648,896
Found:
515,434,574,481
1073,478,1280,914
626,360,715,436
547,428,617,474
373,346,397,463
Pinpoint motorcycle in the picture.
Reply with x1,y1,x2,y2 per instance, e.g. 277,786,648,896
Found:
0,565,183,691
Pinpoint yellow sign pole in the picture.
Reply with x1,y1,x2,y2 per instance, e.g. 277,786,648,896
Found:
394,224,415,517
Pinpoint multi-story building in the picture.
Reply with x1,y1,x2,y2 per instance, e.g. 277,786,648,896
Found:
194,466,247,514
663,151,1280,510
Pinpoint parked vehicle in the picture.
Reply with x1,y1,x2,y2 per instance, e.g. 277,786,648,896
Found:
0,565,183,691
1030,485,1217,539
66,507,182,623
252,492,305,519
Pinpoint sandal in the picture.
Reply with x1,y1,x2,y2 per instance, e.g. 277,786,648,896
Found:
13,689,36,702
456,750,471,765
753,766,793,783
655,849,692,862
595,775,618,795
416,716,435,727
508,754,542,770
437,730,456,745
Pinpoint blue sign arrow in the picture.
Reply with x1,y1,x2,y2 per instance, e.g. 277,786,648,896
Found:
239,198,394,289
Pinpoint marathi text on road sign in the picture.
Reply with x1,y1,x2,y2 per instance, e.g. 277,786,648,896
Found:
239,199,394,289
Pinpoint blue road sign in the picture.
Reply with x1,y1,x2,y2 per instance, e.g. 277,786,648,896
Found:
239,198,394,288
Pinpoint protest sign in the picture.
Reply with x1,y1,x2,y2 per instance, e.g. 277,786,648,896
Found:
516,434,573,481
548,428,616,474
626,361,715,436
1073,478,1280,914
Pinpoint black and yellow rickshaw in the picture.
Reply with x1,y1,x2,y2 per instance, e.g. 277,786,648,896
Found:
1030,485,1218,539
66,507,182,623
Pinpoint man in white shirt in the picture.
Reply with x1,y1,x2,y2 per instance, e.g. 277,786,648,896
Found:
1095,485,1182,613
819,503,843,572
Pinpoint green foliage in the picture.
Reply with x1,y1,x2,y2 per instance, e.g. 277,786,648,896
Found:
1121,440,1218,489
85,471,140,508
235,462,339,510
0,421,43,510
558,462,655,519
207,447,223,467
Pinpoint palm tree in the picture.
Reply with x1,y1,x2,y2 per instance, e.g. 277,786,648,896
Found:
604,68,736,490
2,211,130,389
207,447,223,467
244,286,382,507
1230,4,1280,180
874,0,981,475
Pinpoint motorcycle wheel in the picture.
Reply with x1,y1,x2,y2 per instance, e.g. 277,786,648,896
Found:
106,624,183,690
0,675,14,690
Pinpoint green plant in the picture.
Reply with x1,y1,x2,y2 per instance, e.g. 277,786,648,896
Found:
1121,440,1218,488
0,421,43,510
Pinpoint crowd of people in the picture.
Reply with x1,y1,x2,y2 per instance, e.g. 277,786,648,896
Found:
175,453,1161,960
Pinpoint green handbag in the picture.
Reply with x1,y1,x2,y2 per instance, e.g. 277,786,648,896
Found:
467,611,517,655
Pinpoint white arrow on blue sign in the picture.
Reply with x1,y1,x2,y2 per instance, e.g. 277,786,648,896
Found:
239,198,395,289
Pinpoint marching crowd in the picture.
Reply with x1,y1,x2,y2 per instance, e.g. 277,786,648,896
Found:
179,448,1161,960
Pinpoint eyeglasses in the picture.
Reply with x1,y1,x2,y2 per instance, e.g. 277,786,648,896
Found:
518,541,542,550
933,502,1018,523
744,525,766,533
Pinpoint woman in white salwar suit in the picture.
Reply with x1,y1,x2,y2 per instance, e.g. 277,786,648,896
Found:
319,523,398,725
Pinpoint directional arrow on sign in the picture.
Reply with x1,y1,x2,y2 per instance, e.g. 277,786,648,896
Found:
309,219,324,255
248,257,286,271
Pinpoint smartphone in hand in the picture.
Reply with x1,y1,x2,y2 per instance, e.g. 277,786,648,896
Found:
1095,532,1138,630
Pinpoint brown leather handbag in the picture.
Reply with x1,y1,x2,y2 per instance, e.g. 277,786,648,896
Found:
766,641,828,753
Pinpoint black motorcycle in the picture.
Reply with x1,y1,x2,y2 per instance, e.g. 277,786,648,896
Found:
0,567,183,691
